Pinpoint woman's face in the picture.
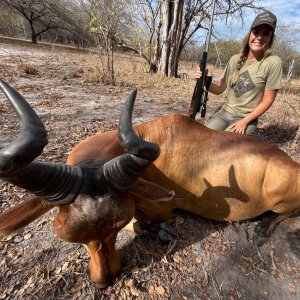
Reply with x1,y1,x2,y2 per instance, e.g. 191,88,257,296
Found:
248,24,273,55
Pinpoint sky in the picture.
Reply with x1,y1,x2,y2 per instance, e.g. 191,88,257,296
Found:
212,0,300,51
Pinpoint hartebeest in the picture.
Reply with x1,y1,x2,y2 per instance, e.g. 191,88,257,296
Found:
0,80,299,288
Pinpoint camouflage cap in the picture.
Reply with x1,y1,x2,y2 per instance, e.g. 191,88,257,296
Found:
251,11,277,31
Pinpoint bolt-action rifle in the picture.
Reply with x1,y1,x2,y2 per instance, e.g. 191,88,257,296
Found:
188,52,212,119
188,0,216,119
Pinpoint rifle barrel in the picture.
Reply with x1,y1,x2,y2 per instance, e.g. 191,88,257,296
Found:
205,0,217,53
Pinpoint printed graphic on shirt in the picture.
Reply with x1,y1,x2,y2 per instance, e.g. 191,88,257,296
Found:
233,71,256,98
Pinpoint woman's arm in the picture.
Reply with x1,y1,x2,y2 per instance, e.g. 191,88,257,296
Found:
209,80,227,95
229,89,278,134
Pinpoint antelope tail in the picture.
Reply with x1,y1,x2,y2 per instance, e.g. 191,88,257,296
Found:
0,196,54,237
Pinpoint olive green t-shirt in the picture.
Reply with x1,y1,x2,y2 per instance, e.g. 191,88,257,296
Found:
221,53,282,117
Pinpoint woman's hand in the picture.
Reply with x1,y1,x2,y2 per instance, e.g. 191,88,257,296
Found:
229,119,248,134
195,66,201,79
195,66,226,95
195,66,208,79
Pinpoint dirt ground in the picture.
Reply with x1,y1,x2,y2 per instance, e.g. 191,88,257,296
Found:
0,37,299,300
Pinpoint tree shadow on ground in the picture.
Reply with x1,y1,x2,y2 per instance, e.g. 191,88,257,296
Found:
95,209,300,299
257,124,298,145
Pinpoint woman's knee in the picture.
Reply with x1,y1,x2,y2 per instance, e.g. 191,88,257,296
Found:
205,116,228,131
245,123,257,135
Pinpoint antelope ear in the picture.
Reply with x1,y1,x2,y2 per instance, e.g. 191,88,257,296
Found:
129,178,180,202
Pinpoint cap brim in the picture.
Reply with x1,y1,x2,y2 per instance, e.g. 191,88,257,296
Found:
251,21,275,30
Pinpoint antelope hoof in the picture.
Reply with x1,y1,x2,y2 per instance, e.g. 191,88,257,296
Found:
140,221,177,242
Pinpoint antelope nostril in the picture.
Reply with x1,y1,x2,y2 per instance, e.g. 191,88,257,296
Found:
94,281,110,289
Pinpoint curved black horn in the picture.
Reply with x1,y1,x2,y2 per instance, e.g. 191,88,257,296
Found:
103,89,160,192
118,89,160,160
0,80,48,175
0,80,82,205
0,135,10,149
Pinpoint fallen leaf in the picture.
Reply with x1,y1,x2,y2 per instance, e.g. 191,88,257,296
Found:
24,233,32,240
195,256,202,265
173,255,182,263
148,285,155,294
130,286,139,296
61,262,69,272
210,231,219,238
156,286,165,295
126,279,135,287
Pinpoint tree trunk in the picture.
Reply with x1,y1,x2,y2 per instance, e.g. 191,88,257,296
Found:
31,33,37,43
30,21,37,43
155,8,162,65
158,0,183,77
158,0,170,76
168,0,183,77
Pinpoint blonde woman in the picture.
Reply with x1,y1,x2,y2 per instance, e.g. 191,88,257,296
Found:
197,11,282,135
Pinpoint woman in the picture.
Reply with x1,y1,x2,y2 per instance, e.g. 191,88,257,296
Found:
198,11,282,135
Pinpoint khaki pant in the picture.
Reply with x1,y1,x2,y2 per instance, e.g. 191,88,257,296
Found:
205,107,257,135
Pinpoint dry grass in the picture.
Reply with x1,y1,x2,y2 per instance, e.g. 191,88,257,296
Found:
75,50,300,162
0,37,299,300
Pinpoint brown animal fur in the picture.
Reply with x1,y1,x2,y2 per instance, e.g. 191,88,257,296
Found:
1,114,299,288
0,196,53,238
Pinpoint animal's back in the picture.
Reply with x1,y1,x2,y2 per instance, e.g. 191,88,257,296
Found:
135,114,299,221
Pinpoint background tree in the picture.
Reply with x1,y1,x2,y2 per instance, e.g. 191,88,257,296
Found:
78,0,133,83
46,0,93,48
207,39,240,68
2,0,61,43
94,0,260,77
0,1,25,38
117,0,164,73
157,0,261,77
1,0,299,80
274,23,300,77
158,0,184,76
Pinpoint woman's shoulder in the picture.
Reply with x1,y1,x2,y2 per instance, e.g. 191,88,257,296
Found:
227,54,242,67
230,54,242,62
264,53,282,65
262,54,282,75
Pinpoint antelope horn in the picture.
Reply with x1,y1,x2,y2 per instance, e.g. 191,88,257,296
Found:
0,135,10,149
118,89,160,161
0,80,47,175
103,89,160,191
0,80,82,205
